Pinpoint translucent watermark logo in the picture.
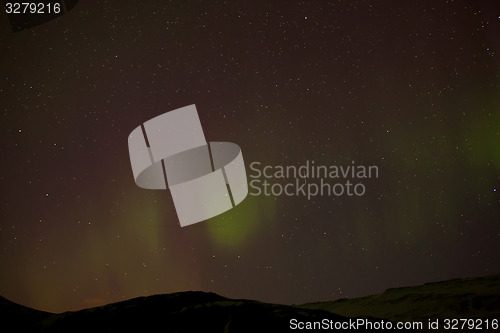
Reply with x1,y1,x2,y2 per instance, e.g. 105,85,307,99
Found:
248,160,378,200
128,105,248,227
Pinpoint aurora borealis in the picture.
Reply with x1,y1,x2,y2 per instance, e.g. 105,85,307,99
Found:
1,1,499,313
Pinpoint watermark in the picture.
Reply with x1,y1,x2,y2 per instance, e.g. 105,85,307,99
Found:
128,105,248,227
128,105,378,225
289,318,422,330
289,318,499,331
249,160,378,200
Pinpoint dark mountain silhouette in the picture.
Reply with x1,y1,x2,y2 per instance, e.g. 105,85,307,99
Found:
1,274,499,332
0,295,53,331
301,274,500,332
1,292,398,333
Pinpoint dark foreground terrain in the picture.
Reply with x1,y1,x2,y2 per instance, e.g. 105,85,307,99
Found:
302,274,500,332
1,275,499,332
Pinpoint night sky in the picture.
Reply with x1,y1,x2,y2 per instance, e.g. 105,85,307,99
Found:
1,1,499,313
